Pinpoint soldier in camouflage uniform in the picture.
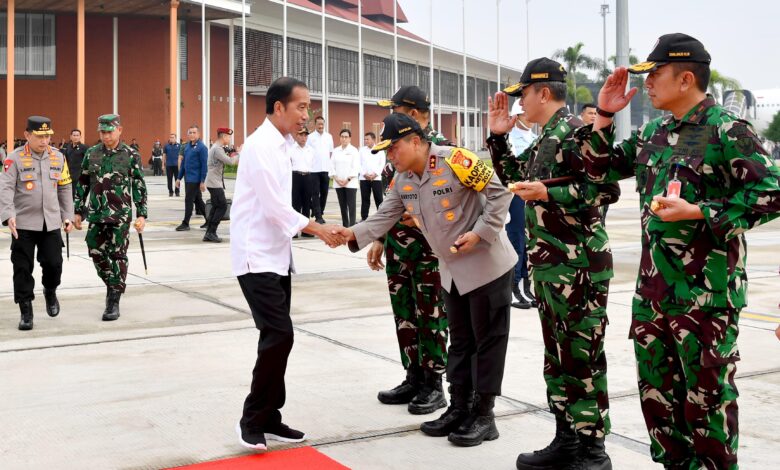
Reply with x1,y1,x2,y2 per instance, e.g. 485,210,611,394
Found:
74,114,148,321
366,86,450,416
578,34,780,470
486,58,620,470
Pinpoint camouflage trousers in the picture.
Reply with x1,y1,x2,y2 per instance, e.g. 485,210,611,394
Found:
535,277,611,438
632,296,740,470
385,221,448,373
86,222,130,293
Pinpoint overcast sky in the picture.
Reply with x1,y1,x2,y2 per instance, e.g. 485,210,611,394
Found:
400,0,779,91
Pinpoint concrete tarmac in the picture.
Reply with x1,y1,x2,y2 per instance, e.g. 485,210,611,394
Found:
1,175,779,469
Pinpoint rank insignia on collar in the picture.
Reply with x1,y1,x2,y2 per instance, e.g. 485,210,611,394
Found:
429,155,437,169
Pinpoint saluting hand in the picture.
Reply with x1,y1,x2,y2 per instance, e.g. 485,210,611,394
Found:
598,67,639,114
488,92,517,135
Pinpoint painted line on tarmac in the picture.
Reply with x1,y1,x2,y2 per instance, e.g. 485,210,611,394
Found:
742,312,780,323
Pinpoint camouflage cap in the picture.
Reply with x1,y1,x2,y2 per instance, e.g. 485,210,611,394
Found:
97,114,121,132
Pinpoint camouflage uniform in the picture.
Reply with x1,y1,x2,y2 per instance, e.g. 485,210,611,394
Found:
578,95,780,468
488,107,620,438
74,142,147,293
384,125,449,372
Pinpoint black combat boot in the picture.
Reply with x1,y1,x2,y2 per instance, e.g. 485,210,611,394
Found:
512,279,532,309
522,277,538,308
447,393,499,447
377,366,423,404
563,435,611,470
407,370,447,415
43,288,60,317
516,415,580,469
420,384,474,437
18,301,34,331
102,289,121,321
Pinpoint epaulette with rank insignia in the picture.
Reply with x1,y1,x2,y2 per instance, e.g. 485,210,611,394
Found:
444,148,494,192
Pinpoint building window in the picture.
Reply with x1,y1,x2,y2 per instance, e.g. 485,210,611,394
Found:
440,70,459,106
234,27,280,88
0,12,56,77
286,36,322,93
179,20,187,80
398,61,417,87
328,46,358,97
364,53,391,99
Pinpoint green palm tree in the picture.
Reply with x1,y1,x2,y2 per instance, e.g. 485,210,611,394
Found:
552,42,601,111
708,69,741,103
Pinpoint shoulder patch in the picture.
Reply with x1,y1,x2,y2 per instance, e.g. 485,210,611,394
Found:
445,148,494,192
3,158,13,172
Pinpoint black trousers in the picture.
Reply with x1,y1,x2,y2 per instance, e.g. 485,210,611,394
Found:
359,180,384,221
152,158,163,176
291,172,312,219
11,228,63,303
443,269,513,395
238,272,294,432
206,187,228,231
166,166,179,195
183,182,206,225
310,172,329,219
335,187,357,227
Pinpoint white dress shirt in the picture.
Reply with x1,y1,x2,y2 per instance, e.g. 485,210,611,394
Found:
329,144,361,189
289,142,314,173
307,130,334,173
230,118,310,277
359,146,385,181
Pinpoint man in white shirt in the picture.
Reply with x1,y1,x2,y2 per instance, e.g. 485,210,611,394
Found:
306,116,334,224
231,77,343,452
359,131,385,221
289,128,315,233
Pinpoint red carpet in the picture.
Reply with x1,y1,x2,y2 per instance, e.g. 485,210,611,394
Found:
168,447,350,469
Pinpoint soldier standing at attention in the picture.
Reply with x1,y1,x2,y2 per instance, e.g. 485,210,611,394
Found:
487,58,620,470
577,33,780,470
367,86,451,417
0,116,74,330
73,114,147,321
338,113,516,447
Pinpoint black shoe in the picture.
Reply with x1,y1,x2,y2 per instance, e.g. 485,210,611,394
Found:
420,384,474,437
408,370,447,415
265,422,307,443
516,416,580,469
512,299,532,309
175,223,190,231
315,218,326,224
175,192,180,197
512,281,524,302
203,231,222,243
18,301,33,331
169,192,173,197
200,222,209,229
447,394,499,447
236,422,267,451
43,288,60,317
102,290,121,321
562,436,611,470
522,277,538,308
378,367,423,405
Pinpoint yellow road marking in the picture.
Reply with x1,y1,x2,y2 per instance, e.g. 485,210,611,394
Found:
742,312,780,323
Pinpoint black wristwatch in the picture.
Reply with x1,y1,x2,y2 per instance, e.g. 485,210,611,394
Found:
596,107,615,118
